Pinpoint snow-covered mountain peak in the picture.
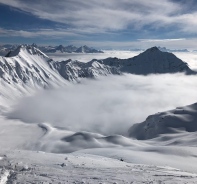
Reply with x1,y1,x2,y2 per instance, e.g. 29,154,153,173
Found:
0,45,68,97
5,45,49,59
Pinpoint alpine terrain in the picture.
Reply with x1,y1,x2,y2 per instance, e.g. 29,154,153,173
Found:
0,45,197,183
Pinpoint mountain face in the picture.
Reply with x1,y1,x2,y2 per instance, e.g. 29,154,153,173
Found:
0,45,195,92
0,45,119,89
128,103,197,140
52,60,120,82
96,47,194,75
0,45,67,89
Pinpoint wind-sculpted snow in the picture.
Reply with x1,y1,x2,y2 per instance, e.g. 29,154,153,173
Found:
2,115,197,183
129,103,197,140
35,123,147,153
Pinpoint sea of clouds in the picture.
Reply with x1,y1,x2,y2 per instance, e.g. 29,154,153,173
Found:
6,73,197,136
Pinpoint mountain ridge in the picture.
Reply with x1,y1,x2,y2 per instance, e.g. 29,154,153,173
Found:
0,45,195,98
95,46,195,75
128,102,197,141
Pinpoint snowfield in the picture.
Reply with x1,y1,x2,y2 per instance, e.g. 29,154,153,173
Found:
1,150,197,184
1,47,197,183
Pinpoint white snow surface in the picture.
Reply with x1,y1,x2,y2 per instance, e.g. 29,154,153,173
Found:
1,46,197,183
1,149,197,183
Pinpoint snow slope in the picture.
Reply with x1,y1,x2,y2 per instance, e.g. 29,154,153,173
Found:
53,59,120,81
1,112,197,183
0,45,120,103
129,102,197,140
1,149,197,184
0,45,121,86
0,45,70,106
0,45,67,88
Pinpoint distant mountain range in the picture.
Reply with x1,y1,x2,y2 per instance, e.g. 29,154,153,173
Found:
104,47,192,52
1,44,196,57
0,44,103,56
158,47,189,53
39,44,104,54
0,45,195,100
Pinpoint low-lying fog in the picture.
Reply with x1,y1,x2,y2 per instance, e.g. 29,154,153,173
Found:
6,73,197,136
174,52,197,71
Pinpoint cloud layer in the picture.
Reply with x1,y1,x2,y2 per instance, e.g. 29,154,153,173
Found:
0,0,197,35
6,74,197,136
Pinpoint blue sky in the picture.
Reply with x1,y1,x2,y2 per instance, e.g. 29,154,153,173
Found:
0,0,197,49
